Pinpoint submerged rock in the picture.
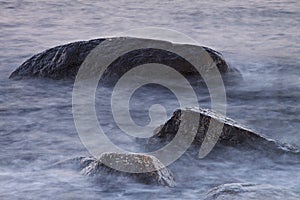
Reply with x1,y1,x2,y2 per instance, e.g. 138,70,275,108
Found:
47,156,95,170
50,153,175,187
82,152,175,187
9,37,231,80
204,183,300,200
148,107,299,154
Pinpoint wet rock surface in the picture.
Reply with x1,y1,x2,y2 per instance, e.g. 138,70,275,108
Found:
148,107,299,154
9,37,230,80
50,153,175,187
204,183,300,200
82,152,175,187
10,39,105,80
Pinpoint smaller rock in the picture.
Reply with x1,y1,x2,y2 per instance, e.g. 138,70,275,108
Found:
204,183,300,200
81,152,175,187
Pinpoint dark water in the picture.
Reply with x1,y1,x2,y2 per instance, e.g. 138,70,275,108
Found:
1,0,300,199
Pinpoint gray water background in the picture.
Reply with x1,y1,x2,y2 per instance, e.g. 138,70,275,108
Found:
0,0,299,199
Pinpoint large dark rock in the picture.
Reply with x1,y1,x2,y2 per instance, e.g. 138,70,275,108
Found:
204,183,300,200
9,37,230,80
148,108,299,154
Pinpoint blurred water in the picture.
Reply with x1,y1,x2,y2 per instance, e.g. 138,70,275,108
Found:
0,0,300,199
